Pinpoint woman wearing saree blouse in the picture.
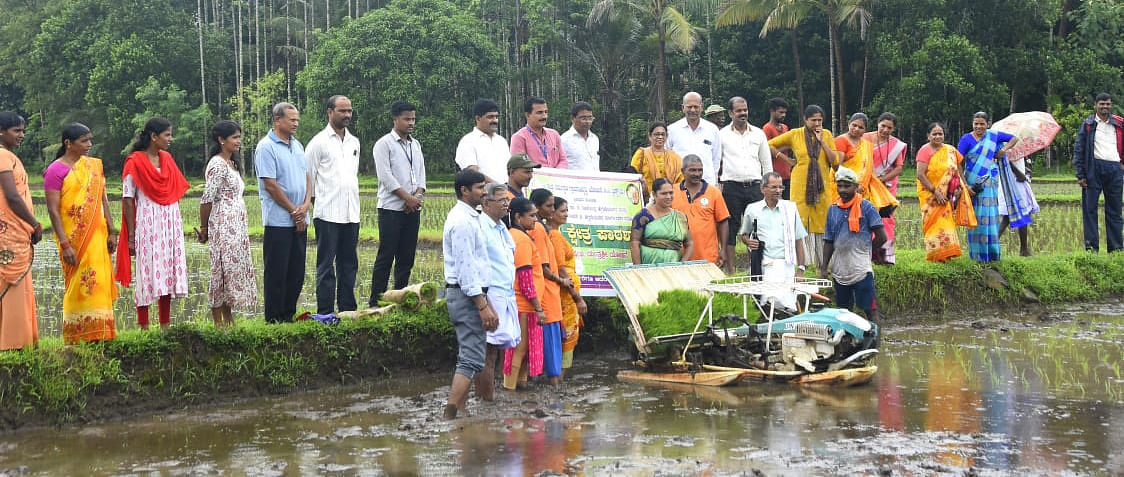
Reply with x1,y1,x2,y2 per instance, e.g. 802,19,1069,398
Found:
834,113,900,213
863,113,907,264
0,112,42,350
546,196,587,378
116,117,190,330
630,178,693,264
629,122,683,201
916,122,966,262
43,123,118,343
957,112,1021,261
768,105,841,271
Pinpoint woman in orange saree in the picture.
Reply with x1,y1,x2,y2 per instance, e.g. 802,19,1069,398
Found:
546,197,587,378
0,112,42,351
915,123,965,262
835,113,900,216
44,123,118,343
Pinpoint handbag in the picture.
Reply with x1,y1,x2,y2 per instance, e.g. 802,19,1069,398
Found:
955,188,978,227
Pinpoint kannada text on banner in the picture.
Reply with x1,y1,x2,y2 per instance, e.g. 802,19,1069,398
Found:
529,168,644,297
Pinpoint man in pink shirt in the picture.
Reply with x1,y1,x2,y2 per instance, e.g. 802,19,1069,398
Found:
510,96,568,169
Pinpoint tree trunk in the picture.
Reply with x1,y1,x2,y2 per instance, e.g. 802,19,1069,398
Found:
790,28,805,112
197,0,208,163
828,25,837,131
1058,0,1072,37
655,1,667,122
831,23,847,129
706,0,714,100
860,40,868,110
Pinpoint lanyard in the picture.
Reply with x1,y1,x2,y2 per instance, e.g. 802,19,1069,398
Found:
525,126,549,161
398,137,416,185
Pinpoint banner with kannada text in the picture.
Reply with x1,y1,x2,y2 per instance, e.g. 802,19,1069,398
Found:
529,168,644,297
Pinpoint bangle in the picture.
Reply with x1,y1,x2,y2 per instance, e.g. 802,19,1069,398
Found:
32,223,42,233
535,308,544,313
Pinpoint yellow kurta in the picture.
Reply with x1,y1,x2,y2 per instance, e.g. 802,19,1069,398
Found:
768,127,838,233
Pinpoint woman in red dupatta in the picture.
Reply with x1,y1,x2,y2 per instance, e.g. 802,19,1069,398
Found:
116,118,190,330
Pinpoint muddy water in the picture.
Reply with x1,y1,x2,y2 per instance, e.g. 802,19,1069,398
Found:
2,305,1122,475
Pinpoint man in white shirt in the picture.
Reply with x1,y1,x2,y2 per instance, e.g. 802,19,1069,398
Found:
560,101,600,171
718,96,773,272
667,91,722,184
306,95,361,315
454,98,509,183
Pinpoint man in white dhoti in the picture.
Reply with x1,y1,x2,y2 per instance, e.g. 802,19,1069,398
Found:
739,172,807,311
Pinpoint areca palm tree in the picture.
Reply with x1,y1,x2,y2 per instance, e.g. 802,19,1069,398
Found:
717,0,871,130
589,0,700,121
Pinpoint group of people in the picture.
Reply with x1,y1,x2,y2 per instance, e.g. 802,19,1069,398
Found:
441,159,588,419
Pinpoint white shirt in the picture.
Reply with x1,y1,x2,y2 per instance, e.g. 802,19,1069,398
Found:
1094,116,1121,162
667,117,722,184
718,123,772,182
306,125,361,223
561,126,601,171
442,200,489,297
454,127,510,182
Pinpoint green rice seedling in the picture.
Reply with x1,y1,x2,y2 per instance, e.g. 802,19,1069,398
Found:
636,289,760,338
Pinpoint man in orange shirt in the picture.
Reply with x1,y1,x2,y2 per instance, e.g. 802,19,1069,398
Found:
762,98,791,199
672,155,730,266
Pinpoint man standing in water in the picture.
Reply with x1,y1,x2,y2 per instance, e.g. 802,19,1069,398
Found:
821,167,886,322
443,169,497,419
475,182,517,403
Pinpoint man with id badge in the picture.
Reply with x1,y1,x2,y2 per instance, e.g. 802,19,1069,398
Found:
370,100,426,305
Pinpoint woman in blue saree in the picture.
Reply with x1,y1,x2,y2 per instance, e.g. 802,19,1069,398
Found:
957,112,1022,261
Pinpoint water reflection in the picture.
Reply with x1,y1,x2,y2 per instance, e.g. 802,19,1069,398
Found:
1,306,1122,475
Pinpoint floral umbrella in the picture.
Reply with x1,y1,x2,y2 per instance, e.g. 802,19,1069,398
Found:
992,111,1062,160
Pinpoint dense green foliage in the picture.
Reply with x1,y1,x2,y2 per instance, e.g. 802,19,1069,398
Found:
0,0,1119,174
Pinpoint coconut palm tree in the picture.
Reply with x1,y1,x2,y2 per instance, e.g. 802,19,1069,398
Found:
717,0,871,129
588,0,701,121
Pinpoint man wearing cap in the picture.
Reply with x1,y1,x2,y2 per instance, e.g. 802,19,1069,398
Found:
505,153,540,200
718,96,772,273
705,104,726,129
821,166,886,321
668,92,722,184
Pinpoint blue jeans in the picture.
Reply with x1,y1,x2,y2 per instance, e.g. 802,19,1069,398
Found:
1082,159,1124,252
834,272,875,314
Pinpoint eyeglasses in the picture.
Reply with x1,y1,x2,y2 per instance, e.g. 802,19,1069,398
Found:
485,197,511,204
763,185,785,190
651,132,667,137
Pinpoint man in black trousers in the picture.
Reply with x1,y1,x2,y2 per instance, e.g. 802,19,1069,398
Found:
369,100,427,305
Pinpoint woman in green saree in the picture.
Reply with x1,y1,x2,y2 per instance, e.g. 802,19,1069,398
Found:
630,178,693,264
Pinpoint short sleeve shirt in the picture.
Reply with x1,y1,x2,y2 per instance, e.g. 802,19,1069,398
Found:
823,199,883,285
671,181,730,264
255,130,307,227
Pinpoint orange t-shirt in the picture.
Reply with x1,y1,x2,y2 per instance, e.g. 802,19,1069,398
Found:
528,222,563,324
511,227,546,314
671,181,730,264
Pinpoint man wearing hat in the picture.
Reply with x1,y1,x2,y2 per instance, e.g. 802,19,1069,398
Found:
705,104,727,129
505,153,541,200
821,166,886,321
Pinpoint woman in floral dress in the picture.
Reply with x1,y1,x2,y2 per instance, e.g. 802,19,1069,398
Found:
197,120,257,327
116,117,190,330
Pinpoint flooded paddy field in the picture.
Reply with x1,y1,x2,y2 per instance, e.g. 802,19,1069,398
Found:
2,304,1121,475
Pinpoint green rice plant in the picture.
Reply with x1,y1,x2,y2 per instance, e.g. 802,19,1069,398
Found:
636,289,760,338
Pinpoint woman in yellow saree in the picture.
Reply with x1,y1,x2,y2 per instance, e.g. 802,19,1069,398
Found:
915,122,965,262
834,113,900,215
44,123,118,343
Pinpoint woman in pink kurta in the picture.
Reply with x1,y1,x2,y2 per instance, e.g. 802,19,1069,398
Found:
118,118,190,330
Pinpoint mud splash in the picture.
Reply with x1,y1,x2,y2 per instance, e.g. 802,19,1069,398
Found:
1,304,1122,475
